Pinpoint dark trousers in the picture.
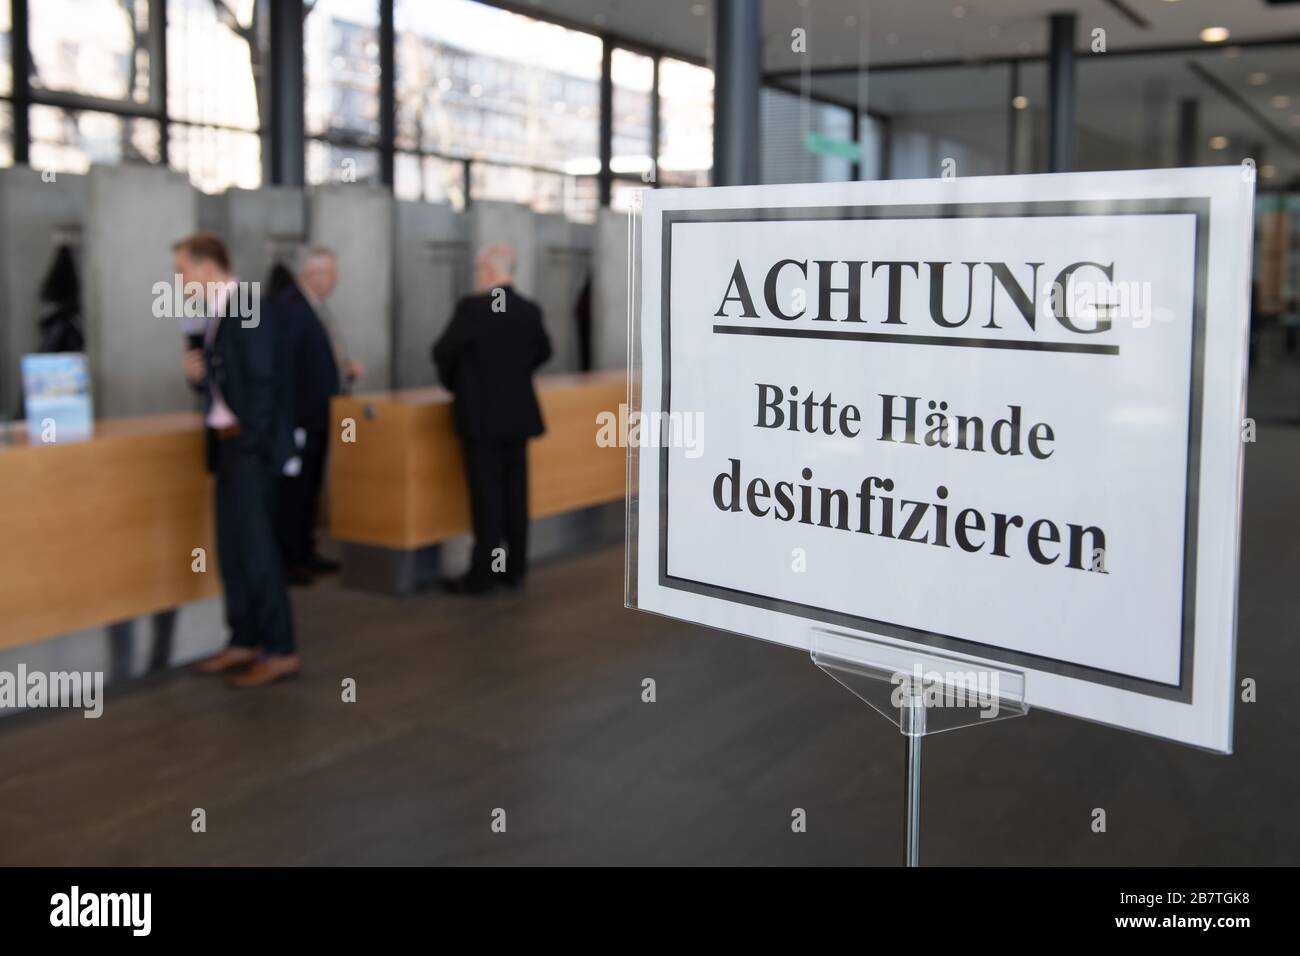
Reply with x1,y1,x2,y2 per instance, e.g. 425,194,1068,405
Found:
462,438,529,585
277,427,328,567
215,442,295,655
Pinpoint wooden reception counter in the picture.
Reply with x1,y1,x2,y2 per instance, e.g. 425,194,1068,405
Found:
0,413,218,651
0,370,626,648
329,370,626,591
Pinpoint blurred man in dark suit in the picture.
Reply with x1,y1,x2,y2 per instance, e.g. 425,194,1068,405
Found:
177,233,300,686
433,244,552,594
273,246,344,584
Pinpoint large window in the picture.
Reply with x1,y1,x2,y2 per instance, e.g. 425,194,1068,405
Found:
2,0,715,210
30,104,160,174
393,0,601,217
306,0,380,185
0,102,11,169
24,0,161,176
1,4,10,168
167,0,264,192
612,47,652,181
29,0,153,104
395,151,466,207
2,1,11,97
170,122,261,192
658,57,712,187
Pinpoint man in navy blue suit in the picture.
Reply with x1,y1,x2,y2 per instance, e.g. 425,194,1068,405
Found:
177,233,299,687
271,246,357,584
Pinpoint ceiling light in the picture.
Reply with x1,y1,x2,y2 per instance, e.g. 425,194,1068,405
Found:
1248,72,1269,86
1208,135,1229,150
1271,95,1292,109
1200,27,1230,43
1261,164,1276,179
1012,96,1029,110
690,3,706,15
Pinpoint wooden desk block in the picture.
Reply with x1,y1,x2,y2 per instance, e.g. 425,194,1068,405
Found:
329,372,627,550
0,413,218,650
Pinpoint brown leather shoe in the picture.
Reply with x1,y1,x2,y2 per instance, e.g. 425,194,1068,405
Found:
226,654,302,688
191,646,260,675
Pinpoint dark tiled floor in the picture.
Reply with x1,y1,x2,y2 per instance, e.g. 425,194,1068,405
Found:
1,352,1297,865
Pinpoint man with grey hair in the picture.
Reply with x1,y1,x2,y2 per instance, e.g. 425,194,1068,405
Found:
298,245,364,385
270,245,348,586
433,243,552,594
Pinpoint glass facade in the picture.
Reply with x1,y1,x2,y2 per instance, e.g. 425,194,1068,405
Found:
170,123,261,193
29,105,160,175
306,0,380,142
1,1,11,97
305,0,381,187
611,47,652,181
0,0,723,214
0,101,10,168
29,0,153,103
4,0,1300,204
167,0,262,130
658,57,712,187
395,150,466,207
307,138,379,186
393,0,601,214
166,0,264,191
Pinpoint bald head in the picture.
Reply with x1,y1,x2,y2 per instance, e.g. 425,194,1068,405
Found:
475,243,516,292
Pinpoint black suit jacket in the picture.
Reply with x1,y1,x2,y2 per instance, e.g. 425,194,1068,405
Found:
196,306,295,474
432,286,552,441
272,284,340,433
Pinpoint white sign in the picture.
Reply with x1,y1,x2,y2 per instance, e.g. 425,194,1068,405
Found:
631,168,1254,752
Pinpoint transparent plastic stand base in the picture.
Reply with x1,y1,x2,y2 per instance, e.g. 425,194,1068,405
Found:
811,628,1029,866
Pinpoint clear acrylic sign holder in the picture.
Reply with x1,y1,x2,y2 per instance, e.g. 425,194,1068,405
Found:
810,627,1028,866
623,186,1028,866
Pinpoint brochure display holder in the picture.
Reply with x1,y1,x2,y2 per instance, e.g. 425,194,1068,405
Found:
810,628,1028,866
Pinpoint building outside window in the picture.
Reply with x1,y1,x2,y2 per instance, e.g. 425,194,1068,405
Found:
306,0,381,186
1,1,11,98
167,0,264,192
2,0,715,209
394,0,601,219
658,56,712,187
611,47,652,181
1,103,12,169
27,0,160,175
29,0,152,103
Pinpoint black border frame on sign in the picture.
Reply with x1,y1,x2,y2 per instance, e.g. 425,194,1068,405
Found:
656,197,1210,703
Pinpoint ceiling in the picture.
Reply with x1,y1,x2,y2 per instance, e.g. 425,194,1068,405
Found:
507,0,1300,183
518,0,1300,68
